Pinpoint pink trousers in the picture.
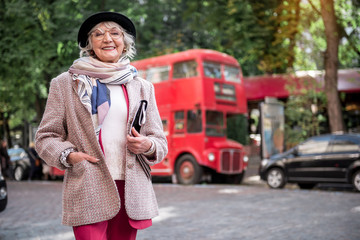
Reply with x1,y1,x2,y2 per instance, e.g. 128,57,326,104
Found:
73,180,148,240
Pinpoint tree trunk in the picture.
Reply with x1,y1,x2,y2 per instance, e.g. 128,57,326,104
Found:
320,0,345,133
34,95,46,124
1,112,12,148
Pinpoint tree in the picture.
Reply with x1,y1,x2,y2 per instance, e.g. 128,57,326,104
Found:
319,0,345,132
0,0,98,144
1,0,358,143
272,0,301,71
295,0,359,133
285,77,328,147
183,0,284,76
249,0,299,74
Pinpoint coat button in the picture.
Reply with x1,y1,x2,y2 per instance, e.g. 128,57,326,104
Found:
127,163,135,169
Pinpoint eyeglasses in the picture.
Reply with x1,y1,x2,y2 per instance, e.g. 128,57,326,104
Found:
91,28,124,41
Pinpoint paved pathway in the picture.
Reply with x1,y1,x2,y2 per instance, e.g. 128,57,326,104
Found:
0,179,359,240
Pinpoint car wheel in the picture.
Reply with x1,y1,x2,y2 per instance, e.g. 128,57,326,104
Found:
0,198,7,212
298,183,316,189
352,170,360,192
14,165,25,181
266,168,286,189
0,179,7,212
175,154,203,185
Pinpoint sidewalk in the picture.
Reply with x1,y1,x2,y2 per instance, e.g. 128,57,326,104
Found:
243,155,264,185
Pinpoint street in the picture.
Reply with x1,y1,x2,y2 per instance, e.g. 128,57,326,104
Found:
0,174,359,240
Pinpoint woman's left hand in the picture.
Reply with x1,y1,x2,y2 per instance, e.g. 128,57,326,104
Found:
127,128,152,154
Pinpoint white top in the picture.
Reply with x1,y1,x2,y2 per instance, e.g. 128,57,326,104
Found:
101,85,127,180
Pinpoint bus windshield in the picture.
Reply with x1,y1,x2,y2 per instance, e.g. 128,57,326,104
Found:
203,61,221,79
224,65,241,83
206,110,225,136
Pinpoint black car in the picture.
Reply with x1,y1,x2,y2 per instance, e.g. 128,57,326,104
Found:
259,133,360,191
7,147,31,181
0,168,8,212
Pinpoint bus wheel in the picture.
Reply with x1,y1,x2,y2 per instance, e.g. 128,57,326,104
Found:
175,154,203,185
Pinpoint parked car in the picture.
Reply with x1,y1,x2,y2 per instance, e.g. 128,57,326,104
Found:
0,167,8,212
7,147,31,181
259,133,360,191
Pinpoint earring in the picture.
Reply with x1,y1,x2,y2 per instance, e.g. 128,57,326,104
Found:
123,48,127,53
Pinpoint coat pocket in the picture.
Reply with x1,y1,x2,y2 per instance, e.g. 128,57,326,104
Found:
69,160,86,178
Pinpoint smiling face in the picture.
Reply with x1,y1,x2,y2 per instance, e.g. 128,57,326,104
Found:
90,22,125,63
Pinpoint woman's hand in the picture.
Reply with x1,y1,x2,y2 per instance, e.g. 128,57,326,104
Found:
127,127,152,154
67,152,99,166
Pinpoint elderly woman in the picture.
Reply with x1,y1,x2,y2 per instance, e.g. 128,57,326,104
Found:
35,12,167,240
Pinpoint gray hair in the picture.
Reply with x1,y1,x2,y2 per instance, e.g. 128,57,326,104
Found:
79,21,136,60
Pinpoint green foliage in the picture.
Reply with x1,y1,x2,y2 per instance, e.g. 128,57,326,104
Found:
0,0,358,139
294,0,360,70
336,0,360,68
182,0,262,75
293,1,326,70
227,114,249,145
250,0,302,74
284,77,328,148
0,0,96,129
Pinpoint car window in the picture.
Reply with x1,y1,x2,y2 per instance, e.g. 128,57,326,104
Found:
330,135,360,153
297,136,331,155
7,148,28,161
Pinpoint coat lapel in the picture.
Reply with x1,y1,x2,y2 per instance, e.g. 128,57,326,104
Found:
126,80,142,120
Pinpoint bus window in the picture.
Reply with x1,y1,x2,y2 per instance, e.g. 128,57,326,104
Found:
146,66,169,83
214,83,236,101
162,119,169,136
173,60,198,79
206,110,225,136
138,69,146,79
224,65,241,83
223,84,236,96
203,61,221,79
174,111,185,133
187,110,202,133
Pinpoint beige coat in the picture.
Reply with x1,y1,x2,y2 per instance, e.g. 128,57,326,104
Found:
35,72,168,226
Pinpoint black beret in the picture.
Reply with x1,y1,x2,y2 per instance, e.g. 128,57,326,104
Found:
78,12,136,48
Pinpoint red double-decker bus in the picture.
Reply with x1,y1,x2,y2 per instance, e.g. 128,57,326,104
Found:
132,49,249,184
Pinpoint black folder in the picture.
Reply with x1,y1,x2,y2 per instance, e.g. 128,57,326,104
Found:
130,100,148,135
130,100,151,179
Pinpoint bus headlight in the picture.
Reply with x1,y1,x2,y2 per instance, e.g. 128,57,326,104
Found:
208,153,215,162
243,155,249,163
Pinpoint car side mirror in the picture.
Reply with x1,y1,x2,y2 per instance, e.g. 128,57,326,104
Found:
292,147,299,156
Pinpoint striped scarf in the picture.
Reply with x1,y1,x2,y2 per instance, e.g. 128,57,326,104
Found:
69,56,137,138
